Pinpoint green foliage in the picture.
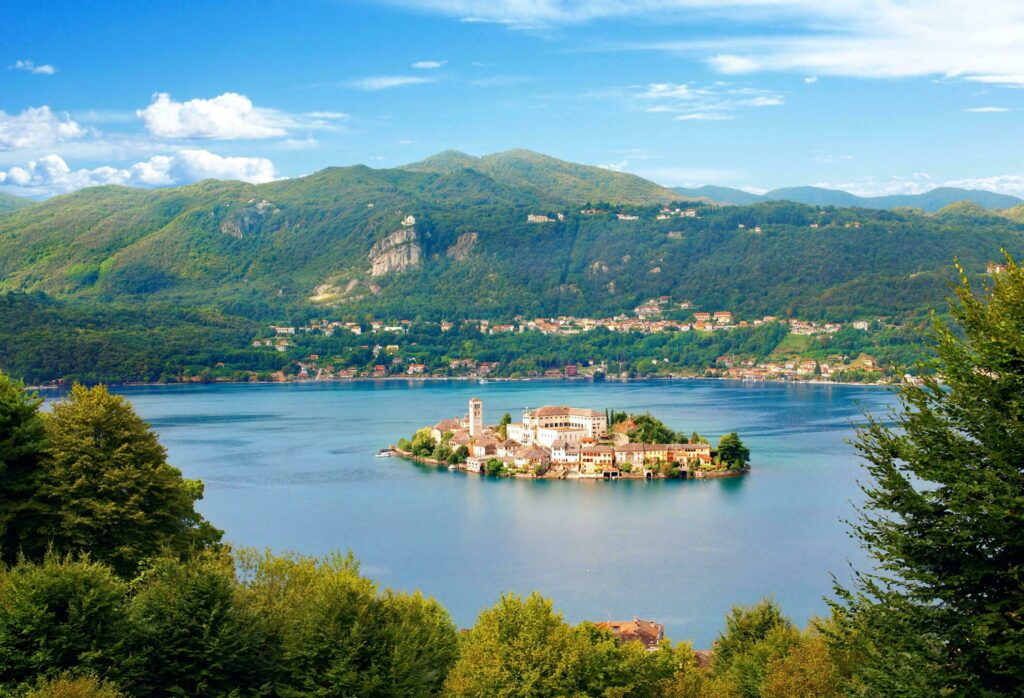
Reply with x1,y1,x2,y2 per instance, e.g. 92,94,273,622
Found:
716,433,750,470
0,554,128,691
410,427,435,457
834,255,1024,695
37,384,222,577
497,412,511,440
710,600,798,698
443,592,680,697
235,550,457,697
484,458,505,477
0,372,45,564
627,412,686,444
120,554,269,696
25,674,125,698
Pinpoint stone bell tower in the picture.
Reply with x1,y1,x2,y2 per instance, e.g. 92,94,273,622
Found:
469,397,483,437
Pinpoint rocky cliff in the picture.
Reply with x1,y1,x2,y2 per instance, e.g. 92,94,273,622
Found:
446,231,478,261
368,227,422,276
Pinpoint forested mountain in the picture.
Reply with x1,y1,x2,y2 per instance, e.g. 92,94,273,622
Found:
0,152,1022,325
674,183,1023,211
402,149,684,205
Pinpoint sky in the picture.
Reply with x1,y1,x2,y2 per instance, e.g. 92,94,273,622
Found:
3,0,1024,198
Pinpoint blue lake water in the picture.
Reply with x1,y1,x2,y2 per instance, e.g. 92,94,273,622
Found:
103,379,896,647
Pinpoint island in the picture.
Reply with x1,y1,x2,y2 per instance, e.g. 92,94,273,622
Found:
390,398,750,480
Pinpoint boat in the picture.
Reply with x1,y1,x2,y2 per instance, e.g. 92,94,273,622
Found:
479,378,488,384
376,448,395,457
448,464,458,471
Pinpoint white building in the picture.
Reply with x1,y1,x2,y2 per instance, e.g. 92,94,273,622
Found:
506,405,607,447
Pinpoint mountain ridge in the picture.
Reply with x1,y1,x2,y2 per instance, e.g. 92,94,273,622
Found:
672,183,1022,212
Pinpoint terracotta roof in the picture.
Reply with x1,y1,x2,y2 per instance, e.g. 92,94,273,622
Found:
525,405,604,418
594,618,665,650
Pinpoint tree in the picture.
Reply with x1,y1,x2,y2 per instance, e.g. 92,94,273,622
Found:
0,371,46,564
716,432,750,470
834,257,1024,695
627,413,683,444
120,554,270,696
236,550,457,697
484,458,505,476
37,384,221,577
762,627,844,698
710,599,798,698
497,413,511,441
444,592,678,697
0,554,129,692
410,427,435,457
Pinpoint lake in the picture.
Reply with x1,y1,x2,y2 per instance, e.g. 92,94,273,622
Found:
103,379,896,647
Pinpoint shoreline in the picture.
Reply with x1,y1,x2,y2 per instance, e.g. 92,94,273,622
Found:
28,374,896,392
388,448,749,482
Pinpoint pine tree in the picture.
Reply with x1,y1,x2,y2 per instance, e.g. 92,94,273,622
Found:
38,384,221,577
835,257,1024,695
0,371,46,564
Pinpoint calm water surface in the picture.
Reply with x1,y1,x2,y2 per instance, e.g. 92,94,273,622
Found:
105,379,895,646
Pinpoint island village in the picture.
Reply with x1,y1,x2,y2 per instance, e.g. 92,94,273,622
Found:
390,398,749,480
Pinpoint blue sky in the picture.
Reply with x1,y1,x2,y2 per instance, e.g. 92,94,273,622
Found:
3,0,1024,197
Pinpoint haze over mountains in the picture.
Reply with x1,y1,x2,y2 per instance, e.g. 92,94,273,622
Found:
673,184,1023,212
2,149,1019,215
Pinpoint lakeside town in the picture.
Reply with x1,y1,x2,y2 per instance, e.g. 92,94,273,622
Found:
389,398,750,480
254,295,905,385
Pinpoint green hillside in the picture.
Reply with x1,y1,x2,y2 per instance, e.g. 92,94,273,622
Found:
403,149,684,205
0,152,1022,326
0,191,33,214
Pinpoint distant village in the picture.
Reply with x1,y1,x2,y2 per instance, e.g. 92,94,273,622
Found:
255,294,893,384
390,398,743,481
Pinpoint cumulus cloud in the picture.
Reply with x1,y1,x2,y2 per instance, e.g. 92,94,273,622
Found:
136,93,347,141
0,149,277,198
0,106,86,151
412,60,446,69
396,1,1024,87
345,75,436,90
9,59,57,75
137,92,294,139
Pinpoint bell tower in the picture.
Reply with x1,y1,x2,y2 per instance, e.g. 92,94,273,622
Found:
469,397,483,437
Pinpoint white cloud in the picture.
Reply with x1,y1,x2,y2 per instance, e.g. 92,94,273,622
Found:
811,171,1024,198
345,75,436,90
137,92,295,139
0,149,277,198
0,106,86,151
398,1,1024,87
9,59,57,75
803,76,818,84
675,112,734,121
944,174,1024,197
137,93,346,140
412,60,446,69
965,106,1010,112
627,81,784,121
